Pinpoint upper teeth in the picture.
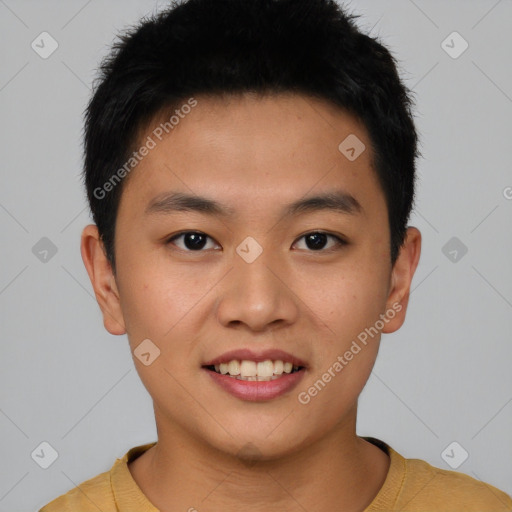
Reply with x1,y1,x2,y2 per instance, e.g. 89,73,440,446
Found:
214,360,297,377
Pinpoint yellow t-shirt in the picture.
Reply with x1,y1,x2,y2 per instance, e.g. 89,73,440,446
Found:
39,437,512,511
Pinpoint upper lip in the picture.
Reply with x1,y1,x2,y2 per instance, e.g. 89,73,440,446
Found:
202,349,308,368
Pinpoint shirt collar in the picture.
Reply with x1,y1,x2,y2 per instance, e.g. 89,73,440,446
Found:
110,441,159,512
109,437,405,511
362,436,406,510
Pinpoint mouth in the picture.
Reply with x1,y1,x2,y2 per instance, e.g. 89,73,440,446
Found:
201,349,308,401
203,359,305,381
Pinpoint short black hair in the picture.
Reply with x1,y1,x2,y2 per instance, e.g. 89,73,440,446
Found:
83,0,419,272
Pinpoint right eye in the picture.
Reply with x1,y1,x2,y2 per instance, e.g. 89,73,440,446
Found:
165,231,221,252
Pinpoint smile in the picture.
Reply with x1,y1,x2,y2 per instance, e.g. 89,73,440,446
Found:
204,359,303,381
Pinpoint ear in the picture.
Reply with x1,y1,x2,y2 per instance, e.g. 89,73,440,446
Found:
382,226,421,333
80,224,126,335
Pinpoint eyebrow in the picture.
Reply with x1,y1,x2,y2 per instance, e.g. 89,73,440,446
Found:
145,189,363,218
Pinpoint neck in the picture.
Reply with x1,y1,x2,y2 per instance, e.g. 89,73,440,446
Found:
129,405,389,512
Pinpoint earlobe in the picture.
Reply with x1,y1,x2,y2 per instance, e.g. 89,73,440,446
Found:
382,226,421,334
80,224,126,335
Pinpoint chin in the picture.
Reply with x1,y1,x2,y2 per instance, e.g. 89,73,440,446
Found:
200,421,320,464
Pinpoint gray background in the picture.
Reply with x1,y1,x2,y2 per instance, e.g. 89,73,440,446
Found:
0,0,511,510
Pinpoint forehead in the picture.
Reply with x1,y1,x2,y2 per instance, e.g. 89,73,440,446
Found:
118,92,384,218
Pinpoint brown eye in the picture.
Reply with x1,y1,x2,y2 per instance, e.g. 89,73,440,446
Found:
167,231,219,251
293,232,346,252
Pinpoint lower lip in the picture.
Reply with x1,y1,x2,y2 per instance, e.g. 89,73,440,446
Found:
204,368,306,401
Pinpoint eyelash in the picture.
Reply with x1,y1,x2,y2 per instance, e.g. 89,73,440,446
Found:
165,230,347,253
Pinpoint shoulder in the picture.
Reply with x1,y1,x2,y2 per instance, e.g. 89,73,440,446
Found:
39,468,116,512
398,455,512,511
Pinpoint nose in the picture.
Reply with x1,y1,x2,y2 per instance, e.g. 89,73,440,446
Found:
214,245,300,332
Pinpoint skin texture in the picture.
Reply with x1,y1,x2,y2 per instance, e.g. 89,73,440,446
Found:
81,92,421,511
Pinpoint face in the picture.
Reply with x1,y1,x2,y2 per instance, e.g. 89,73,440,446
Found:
82,92,420,460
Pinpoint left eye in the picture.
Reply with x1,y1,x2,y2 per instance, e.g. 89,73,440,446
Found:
166,231,346,252
293,231,346,252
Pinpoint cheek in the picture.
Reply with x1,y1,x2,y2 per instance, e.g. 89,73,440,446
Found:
116,270,196,407
116,261,216,390
117,277,165,343
296,281,386,428
300,261,389,338
116,260,194,340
